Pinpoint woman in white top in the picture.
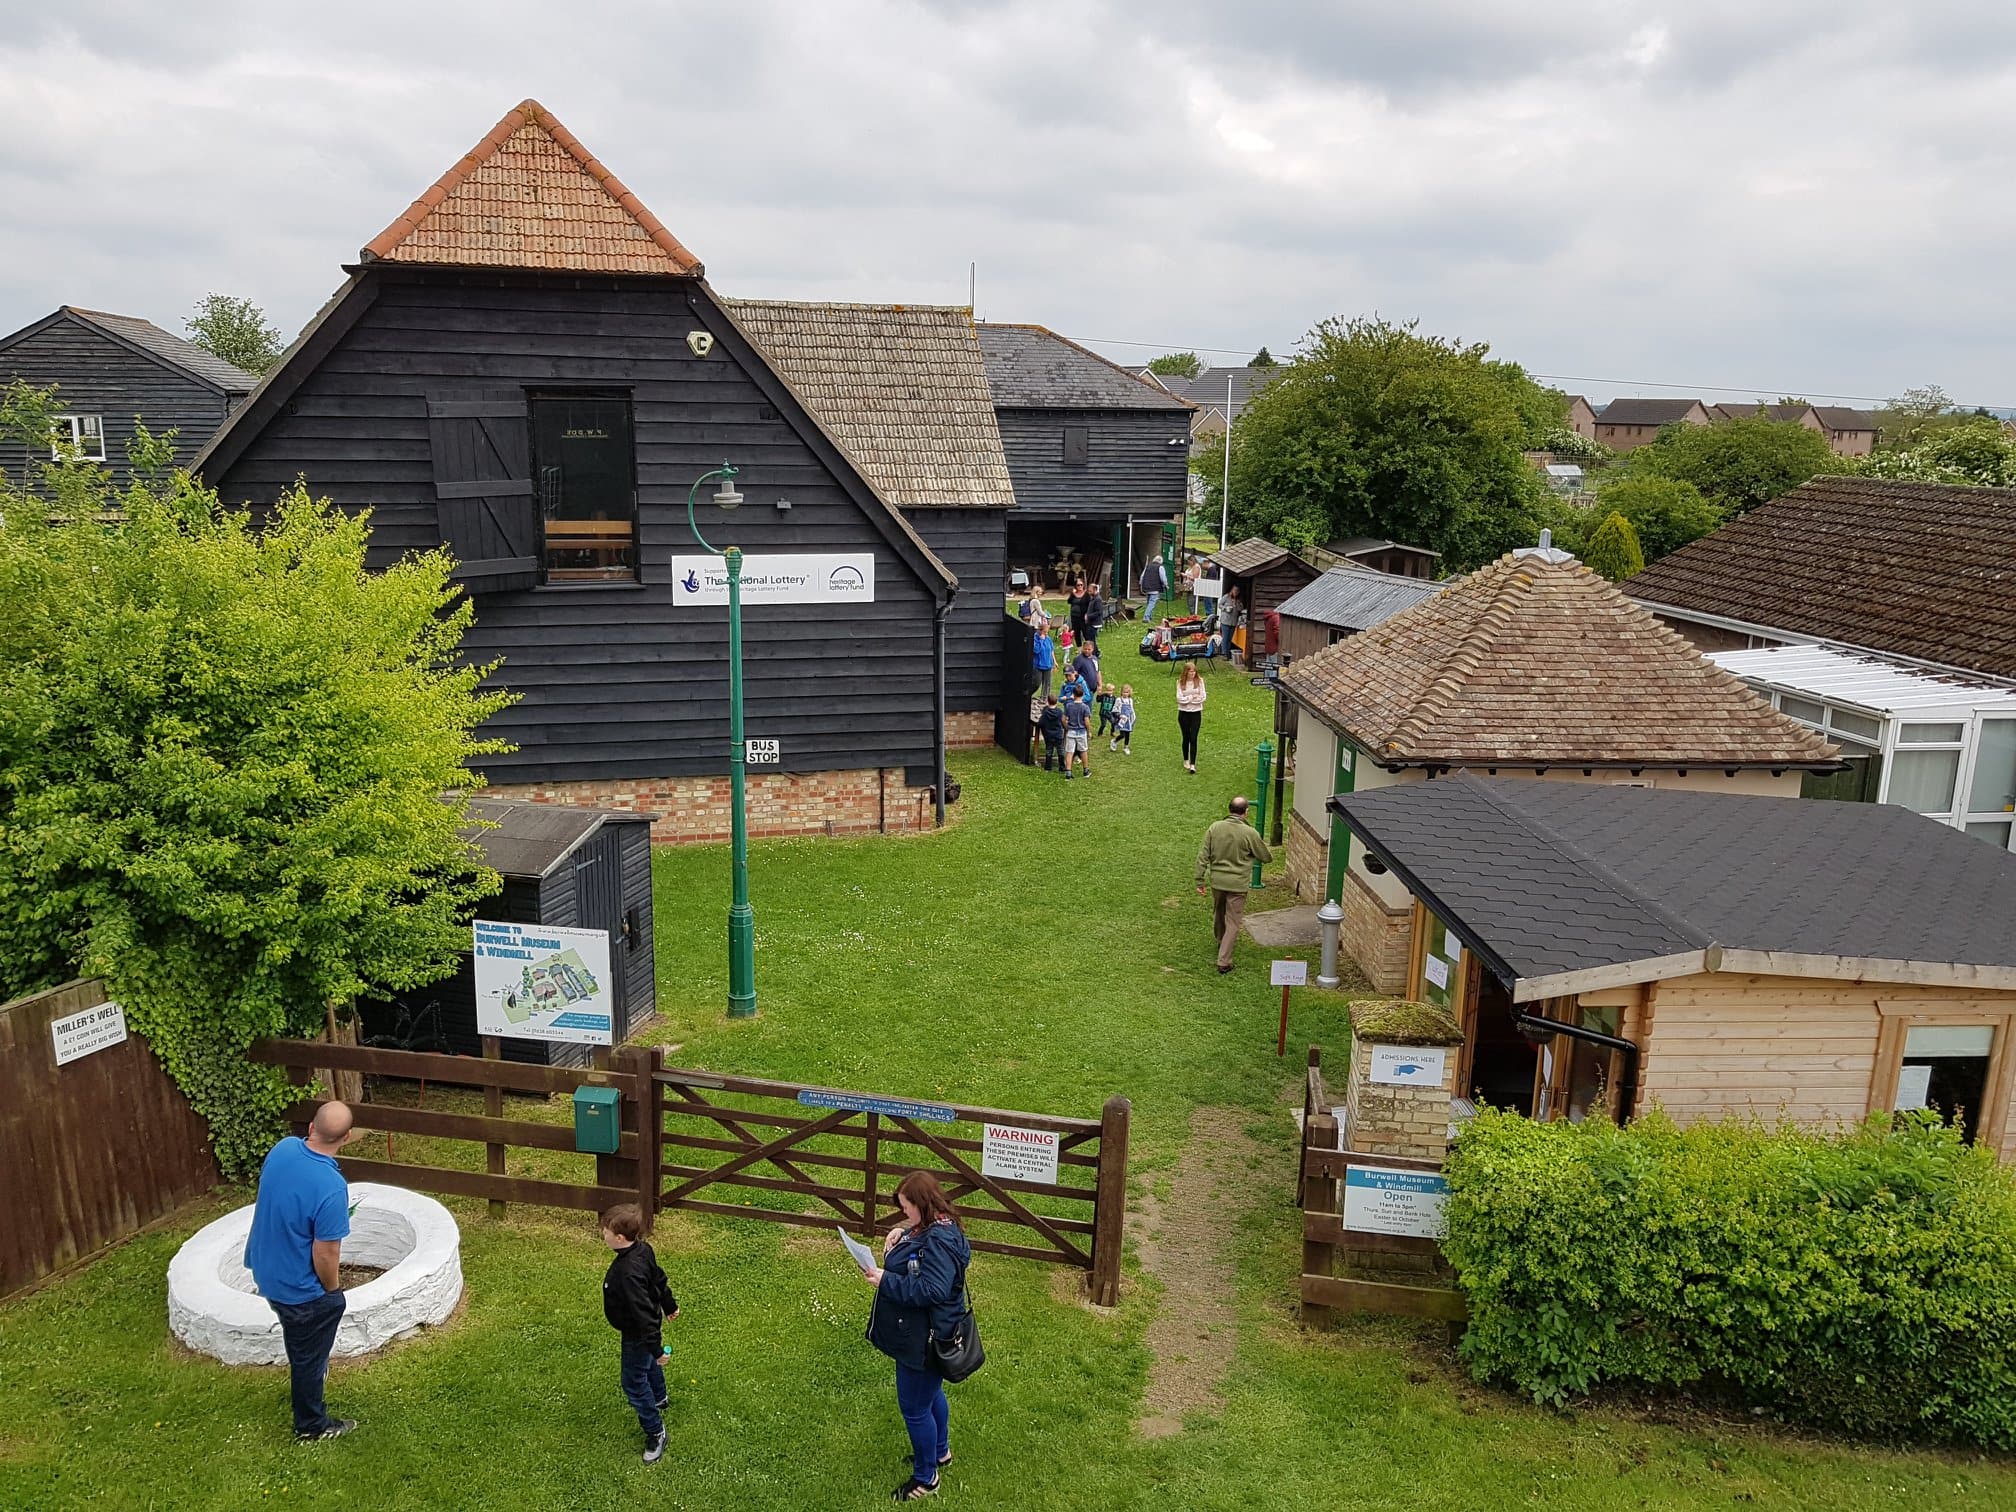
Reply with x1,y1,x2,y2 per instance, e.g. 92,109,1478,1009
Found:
1175,662,1207,773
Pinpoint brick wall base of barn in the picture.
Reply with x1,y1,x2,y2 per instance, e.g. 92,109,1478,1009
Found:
486,767,939,843
946,712,995,749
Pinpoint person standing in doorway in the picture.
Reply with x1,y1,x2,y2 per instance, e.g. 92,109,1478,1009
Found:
1196,795,1273,974
1084,580,1105,651
1031,626,1055,702
1175,662,1207,773
864,1171,974,1502
1067,580,1090,647
244,1103,363,1442
1139,554,1167,623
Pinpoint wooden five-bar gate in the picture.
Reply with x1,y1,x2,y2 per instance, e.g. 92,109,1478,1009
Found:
253,1039,1131,1305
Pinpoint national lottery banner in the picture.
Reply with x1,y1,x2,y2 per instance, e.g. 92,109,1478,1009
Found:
472,920,615,1046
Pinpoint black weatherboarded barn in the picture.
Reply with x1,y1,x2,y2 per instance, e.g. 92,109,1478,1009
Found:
0,307,255,486
194,100,965,840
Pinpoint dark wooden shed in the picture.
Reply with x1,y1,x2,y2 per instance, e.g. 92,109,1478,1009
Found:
358,799,656,1070
1208,537,1323,640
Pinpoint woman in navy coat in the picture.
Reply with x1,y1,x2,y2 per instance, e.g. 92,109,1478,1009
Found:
864,1170,973,1501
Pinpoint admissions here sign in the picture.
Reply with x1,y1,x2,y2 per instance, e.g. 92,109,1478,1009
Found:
670,553,876,607
472,920,614,1046
1343,1164,1450,1240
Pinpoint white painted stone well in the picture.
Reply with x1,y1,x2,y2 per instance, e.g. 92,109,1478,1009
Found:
168,1183,462,1366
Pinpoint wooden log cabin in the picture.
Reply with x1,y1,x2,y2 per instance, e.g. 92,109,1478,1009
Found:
1330,774,2016,1160
194,100,1010,839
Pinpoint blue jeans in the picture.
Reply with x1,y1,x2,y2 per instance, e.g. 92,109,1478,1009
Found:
621,1338,667,1438
269,1290,346,1437
895,1363,949,1484
1143,590,1161,622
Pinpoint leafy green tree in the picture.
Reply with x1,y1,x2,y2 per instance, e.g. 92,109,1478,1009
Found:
1581,511,1645,581
1625,413,1834,515
1594,474,1723,560
1194,316,1552,570
1249,346,1277,367
1860,417,2016,486
1147,351,1201,379
0,449,511,1176
185,293,285,376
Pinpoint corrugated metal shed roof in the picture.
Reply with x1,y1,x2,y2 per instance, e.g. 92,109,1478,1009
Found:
1332,774,2016,993
460,797,651,880
1276,564,1447,633
1711,645,2016,717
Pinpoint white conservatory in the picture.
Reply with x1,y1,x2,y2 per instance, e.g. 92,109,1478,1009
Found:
1712,644,2016,852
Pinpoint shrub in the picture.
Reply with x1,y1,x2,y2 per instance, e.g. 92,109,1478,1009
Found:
1443,1109,2016,1448
1595,474,1724,561
1581,512,1644,581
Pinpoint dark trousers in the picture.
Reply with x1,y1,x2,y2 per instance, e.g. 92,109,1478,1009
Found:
895,1363,949,1484
620,1338,667,1438
269,1290,346,1437
1178,709,1202,764
1042,736,1063,771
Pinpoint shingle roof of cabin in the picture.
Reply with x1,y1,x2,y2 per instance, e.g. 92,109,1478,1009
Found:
1276,563,1448,633
1278,549,1839,768
977,324,1192,411
1598,397,1705,425
1628,476,2016,679
0,307,258,393
721,299,1014,509
1209,536,1311,576
361,99,703,277
1331,774,2016,995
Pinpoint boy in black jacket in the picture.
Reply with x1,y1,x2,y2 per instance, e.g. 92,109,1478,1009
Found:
600,1203,679,1464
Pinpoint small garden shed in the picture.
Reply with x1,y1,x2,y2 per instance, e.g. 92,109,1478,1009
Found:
1207,537,1323,633
359,799,656,1069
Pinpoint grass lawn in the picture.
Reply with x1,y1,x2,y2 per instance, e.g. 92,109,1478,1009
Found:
4,658,2013,1508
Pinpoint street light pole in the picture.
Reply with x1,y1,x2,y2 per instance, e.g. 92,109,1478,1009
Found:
686,463,756,1019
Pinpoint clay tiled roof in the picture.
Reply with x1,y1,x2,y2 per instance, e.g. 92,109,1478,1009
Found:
721,299,1014,509
1278,549,1840,769
1629,476,2016,678
362,99,702,277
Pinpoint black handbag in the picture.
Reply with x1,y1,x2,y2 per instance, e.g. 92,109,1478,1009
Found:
929,1287,985,1383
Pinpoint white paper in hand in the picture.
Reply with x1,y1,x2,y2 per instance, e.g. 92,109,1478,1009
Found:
838,1227,878,1274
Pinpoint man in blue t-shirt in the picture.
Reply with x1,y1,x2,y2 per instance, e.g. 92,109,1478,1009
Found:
245,1102,361,1440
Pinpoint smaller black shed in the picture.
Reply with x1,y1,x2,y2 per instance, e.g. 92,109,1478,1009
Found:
358,799,656,1069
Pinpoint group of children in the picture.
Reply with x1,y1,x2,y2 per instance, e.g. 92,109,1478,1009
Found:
1035,669,1137,779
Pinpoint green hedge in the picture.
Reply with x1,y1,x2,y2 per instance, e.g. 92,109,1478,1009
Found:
1442,1109,2016,1447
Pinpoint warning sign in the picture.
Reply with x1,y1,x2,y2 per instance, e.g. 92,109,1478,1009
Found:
981,1123,1061,1185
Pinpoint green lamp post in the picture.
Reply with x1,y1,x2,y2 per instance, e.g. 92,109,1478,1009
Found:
686,463,757,1018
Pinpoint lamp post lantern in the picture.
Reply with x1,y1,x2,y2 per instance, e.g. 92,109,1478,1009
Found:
686,462,757,1018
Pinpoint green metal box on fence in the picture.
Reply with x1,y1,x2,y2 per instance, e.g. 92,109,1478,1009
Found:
572,1085,622,1155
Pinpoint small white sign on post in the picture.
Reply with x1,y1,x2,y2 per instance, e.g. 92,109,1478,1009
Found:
1270,959,1308,987
472,920,615,1046
981,1123,1061,1186
1343,1164,1450,1239
745,738,781,765
51,1000,128,1066
1367,1044,1449,1087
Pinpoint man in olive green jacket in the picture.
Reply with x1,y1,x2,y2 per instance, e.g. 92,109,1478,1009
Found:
1196,796,1273,973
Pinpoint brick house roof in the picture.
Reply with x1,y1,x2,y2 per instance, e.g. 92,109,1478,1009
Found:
1598,397,1705,426
1628,475,2016,678
721,299,1014,509
1810,405,1880,433
1278,549,1840,769
361,99,703,277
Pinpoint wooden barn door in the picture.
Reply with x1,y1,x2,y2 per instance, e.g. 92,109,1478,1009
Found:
428,392,540,593
996,613,1037,763
572,827,629,1039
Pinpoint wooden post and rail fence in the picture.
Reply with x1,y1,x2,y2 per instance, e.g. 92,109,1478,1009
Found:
249,1037,1133,1306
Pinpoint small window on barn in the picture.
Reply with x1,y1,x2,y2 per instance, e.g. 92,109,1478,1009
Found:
51,414,106,462
1062,425,1090,466
530,393,638,583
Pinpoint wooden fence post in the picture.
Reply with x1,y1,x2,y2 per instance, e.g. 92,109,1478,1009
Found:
1087,1095,1131,1307
607,1045,659,1232
1301,1109,1339,1329
863,1111,881,1232
481,1036,506,1220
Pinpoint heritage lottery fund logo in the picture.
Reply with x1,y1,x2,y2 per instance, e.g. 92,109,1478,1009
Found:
670,553,877,606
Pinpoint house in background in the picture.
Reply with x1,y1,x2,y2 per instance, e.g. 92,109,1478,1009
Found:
1563,394,1597,438
1711,644,2016,853
0,306,256,486
1180,364,1280,442
1311,536,1442,579
1593,397,1713,451
722,298,1014,747
195,98,967,841
1278,544,1839,991
1711,401,1822,430
1628,476,2016,680
1811,405,1881,457
1333,775,2016,1154
1274,563,1447,664
978,323,1192,594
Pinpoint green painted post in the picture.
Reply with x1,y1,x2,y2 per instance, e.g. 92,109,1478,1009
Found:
1324,738,1356,902
1252,740,1273,888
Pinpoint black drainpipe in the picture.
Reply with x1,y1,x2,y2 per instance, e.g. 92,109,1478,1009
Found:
1512,1011,1643,1120
932,599,950,828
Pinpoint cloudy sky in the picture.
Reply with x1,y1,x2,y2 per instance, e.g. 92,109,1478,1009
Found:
5,1,2013,407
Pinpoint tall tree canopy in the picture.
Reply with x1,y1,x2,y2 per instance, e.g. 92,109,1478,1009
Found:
1859,417,2016,486
1195,317,1557,568
1621,413,1835,516
0,420,510,1175
1147,351,1202,379
1249,346,1277,367
185,293,285,376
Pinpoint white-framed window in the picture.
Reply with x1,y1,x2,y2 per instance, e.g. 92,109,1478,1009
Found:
1888,719,1967,820
51,414,106,462
1963,718,2016,850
